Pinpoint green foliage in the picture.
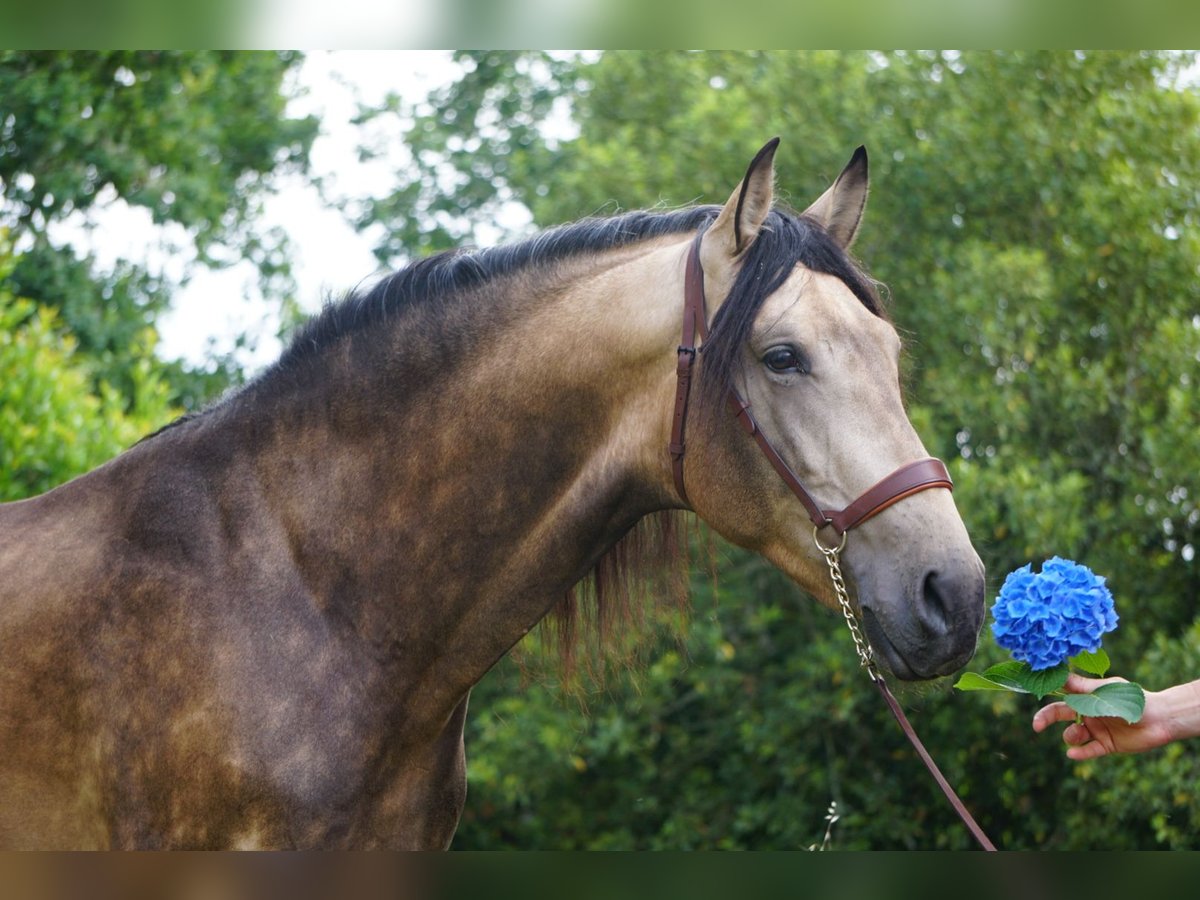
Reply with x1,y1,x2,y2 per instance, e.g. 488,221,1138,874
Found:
0,51,317,407
360,51,1200,849
956,657,1144,718
353,51,578,262
0,238,176,501
956,660,1068,697
0,52,312,243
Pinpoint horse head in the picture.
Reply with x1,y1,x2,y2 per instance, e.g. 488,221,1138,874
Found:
679,140,985,680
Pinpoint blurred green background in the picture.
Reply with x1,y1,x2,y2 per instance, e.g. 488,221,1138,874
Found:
2,50,1198,849
3,1,1200,48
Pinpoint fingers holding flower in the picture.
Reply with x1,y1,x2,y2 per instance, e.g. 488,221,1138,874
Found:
1033,674,1179,757
957,559,1146,745
1032,702,1121,759
1031,674,1125,731
1060,723,1122,760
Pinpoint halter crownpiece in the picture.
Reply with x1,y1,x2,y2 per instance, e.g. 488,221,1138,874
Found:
669,231,953,536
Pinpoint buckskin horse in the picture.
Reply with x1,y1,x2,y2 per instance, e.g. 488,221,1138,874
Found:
0,139,985,848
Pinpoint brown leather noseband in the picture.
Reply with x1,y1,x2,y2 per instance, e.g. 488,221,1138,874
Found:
668,232,953,536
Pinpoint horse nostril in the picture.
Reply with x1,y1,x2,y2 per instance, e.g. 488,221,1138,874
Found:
921,570,949,632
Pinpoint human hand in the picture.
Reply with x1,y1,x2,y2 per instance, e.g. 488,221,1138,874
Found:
1032,673,1181,759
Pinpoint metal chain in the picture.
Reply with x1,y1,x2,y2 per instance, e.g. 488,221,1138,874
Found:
813,526,882,682
812,526,998,850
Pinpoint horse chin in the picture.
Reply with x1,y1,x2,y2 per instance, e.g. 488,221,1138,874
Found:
860,607,971,682
860,610,919,680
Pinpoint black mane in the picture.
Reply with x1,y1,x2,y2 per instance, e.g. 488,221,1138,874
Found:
698,208,884,405
274,206,720,374
148,204,882,444
274,204,882,395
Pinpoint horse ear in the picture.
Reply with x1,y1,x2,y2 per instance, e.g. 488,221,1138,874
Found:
801,145,869,249
700,138,779,286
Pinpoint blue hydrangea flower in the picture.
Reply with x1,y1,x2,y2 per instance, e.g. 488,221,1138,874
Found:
991,557,1118,670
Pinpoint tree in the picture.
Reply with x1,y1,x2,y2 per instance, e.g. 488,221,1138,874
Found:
359,51,1200,849
0,51,318,407
0,235,176,501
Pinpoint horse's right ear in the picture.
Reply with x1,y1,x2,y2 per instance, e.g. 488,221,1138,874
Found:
700,137,779,301
801,145,869,249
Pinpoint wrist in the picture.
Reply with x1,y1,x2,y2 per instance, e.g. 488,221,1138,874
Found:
1159,679,1200,744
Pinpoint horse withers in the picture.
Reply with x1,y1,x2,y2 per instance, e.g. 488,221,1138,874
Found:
0,139,985,848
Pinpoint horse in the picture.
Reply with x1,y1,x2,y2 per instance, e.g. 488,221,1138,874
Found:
0,138,985,848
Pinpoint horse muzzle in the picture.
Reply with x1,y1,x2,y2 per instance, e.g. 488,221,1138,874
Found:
859,562,986,681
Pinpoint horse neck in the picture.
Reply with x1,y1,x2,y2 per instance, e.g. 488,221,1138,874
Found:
203,238,688,717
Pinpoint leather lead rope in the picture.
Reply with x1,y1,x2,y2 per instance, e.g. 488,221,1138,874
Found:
672,230,998,851
874,677,998,851
814,531,996,851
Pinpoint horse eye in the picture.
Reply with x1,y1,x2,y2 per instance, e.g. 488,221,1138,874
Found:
763,346,808,374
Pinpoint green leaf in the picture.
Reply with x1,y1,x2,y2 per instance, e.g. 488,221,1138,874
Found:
980,661,1038,693
955,661,1069,699
1070,648,1111,677
1023,663,1071,699
954,671,1018,692
1064,683,1146,724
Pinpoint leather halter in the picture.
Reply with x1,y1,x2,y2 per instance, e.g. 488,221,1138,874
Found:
669,232,953,535
670,232,998,852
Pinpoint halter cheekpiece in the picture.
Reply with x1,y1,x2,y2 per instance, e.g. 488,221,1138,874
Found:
669,230,997,852
668,231,954,536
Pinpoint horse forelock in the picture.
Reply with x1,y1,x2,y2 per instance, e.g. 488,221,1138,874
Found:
696,209,886,413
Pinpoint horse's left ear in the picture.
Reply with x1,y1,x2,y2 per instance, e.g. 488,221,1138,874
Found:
700,137,779,301
802,146,869,249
